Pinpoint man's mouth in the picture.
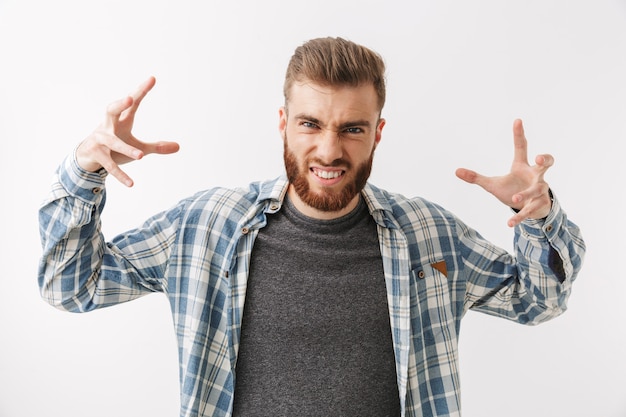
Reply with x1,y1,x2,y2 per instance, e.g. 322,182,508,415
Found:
311,167,344,180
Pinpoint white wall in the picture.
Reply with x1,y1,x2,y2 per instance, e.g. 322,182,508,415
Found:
1,1,624,416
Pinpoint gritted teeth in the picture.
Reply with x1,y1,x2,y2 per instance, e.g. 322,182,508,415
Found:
312,168,344,179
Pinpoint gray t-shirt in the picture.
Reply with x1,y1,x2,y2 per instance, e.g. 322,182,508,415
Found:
232,196,400,416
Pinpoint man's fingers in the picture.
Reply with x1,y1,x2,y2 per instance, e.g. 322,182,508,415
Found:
110,77,156,124
104,96,134,128
455,167,480,184
511,181,550,205
507,212,524,228
99,158,135,187
77,77,164,188
507,192,551,227
130,76,156,110
143,140,181,156
89,130,143,160
512,118,529,165
535,153,554,172
79,136,138,187
96,135,142,188
104,139,179,186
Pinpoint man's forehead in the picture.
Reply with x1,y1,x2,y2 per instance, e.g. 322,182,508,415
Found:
286,81,379,119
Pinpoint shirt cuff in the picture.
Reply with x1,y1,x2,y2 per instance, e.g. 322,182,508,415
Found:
516,190,562,241
57,149,108,204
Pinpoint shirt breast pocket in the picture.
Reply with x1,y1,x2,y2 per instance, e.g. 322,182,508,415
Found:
410,259,457,342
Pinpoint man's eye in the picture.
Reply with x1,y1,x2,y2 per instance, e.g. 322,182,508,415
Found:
345,127,363,134
301,121,318,129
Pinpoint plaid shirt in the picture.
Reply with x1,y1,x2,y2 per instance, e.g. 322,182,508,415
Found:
39,154,585,417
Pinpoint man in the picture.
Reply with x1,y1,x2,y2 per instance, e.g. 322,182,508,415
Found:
38,37,585,417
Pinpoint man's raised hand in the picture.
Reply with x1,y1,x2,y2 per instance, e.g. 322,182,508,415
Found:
455,119,554,227
75,76,180,187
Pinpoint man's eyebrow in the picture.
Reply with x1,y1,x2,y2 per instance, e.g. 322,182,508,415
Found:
294,113,322,125
294,113,371,130
338,120,371,130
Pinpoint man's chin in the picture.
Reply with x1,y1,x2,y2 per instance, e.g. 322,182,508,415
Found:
298,188,356,213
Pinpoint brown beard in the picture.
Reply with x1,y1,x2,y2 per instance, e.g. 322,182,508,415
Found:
283,140,374,212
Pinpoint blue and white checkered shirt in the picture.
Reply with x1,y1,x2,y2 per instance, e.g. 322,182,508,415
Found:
38,153,585,417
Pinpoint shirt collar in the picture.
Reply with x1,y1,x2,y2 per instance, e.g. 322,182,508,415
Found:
258,176,398,229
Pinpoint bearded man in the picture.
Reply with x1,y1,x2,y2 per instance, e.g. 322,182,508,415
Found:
38,37,585,417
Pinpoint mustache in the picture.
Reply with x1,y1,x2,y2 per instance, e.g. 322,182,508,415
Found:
308,158,351,168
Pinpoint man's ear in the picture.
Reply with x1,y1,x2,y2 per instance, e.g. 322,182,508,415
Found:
375,118,386,146
278,106,287,140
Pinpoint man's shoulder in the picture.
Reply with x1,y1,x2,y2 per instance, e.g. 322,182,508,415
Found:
181,176,288,214
364,184,462,252
364,183,449,215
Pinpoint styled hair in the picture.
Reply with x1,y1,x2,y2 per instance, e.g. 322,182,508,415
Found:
283,37,386,111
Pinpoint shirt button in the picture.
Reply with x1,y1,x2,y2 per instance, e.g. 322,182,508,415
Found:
270,203,279,211
92,187,102,194
545,224,553,232
241,227,250,235
418,270,425,279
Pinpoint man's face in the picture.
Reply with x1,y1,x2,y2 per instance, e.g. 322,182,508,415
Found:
279,80,385,219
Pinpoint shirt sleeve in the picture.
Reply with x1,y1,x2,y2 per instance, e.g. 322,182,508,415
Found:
37,152,180,312
460,193,586,324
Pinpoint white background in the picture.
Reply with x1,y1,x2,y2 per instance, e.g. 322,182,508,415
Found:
1,1,624,416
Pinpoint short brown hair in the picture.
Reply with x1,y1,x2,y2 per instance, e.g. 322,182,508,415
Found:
283,37,386,111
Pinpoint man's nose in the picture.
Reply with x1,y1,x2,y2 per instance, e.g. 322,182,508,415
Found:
316,130,343,164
